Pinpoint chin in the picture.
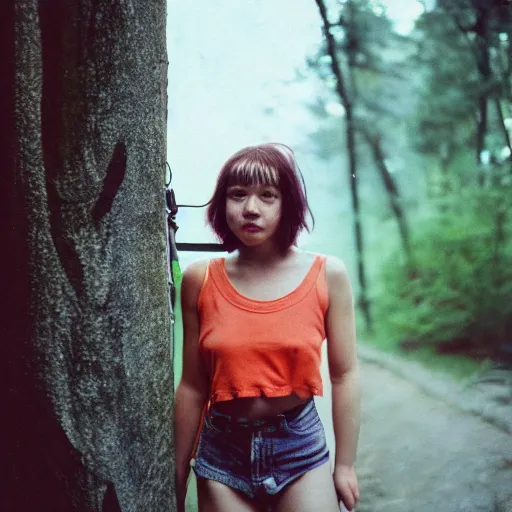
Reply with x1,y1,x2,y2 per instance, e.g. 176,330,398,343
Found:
240,237,266,247
235,232,264,245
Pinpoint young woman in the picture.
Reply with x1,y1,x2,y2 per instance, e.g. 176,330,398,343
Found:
174,143,360,512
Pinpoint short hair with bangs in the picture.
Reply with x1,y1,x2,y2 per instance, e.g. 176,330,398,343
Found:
206,143,314,253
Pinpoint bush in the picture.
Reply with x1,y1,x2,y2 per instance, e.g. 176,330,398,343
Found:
374,187,512,358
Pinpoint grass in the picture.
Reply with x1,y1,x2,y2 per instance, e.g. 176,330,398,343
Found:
185,474,199,512
172,288,200,512
172,287,184,389
359,324,489,382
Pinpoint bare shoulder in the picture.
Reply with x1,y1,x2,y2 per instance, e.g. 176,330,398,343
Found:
182,259,210,282
294,249,322,268
324,255,352,295
181,259,210,308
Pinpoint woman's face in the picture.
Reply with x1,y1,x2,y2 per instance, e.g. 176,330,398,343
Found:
225,182,282,248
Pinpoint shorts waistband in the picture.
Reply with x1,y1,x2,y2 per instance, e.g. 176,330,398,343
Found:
208,399,313,431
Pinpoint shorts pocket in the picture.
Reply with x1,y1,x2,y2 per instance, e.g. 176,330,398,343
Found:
284,402,323,435
203,414,225,434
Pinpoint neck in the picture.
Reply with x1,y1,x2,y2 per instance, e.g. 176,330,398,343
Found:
236,243,296,267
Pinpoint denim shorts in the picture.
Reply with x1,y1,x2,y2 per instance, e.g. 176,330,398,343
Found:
191,399,330,500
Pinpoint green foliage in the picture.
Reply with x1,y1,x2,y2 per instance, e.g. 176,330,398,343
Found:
374,187,512,357
412,11,479,165
173,284,184,388
413,3,512,179
307,0,414,126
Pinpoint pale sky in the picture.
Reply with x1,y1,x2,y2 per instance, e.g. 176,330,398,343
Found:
380,0,425,34
166,0,424,246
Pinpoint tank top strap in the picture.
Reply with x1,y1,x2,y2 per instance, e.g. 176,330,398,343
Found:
197,258,219,308
315,255,329,314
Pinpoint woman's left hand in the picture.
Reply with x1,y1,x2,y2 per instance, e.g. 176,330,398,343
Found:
333,464,359,511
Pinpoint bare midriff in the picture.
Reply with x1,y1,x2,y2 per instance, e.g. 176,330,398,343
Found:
211,393,313,419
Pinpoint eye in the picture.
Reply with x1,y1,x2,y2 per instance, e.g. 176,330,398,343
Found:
261,190,277,199
228,189,246,200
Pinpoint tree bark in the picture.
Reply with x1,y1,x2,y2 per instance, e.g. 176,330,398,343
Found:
1,1,173,511
314,0,372,332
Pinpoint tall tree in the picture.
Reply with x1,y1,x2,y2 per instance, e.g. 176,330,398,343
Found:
1,1,174,511
359,126,411,260
311,0,413,319
443,0,512,178
416,0,512,187
413,8,478,192
314,0,373,331
339,0,412,261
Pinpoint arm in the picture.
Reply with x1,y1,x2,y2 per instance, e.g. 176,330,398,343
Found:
325,256,360,511
174,260,210,512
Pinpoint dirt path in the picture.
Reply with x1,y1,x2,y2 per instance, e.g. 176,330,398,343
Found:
318,353,512,512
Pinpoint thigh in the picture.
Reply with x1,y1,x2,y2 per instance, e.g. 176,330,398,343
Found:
197,477,261,512
273,461,339,512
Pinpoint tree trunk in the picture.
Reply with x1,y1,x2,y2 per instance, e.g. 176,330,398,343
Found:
314,0,372,332
1,1,174,511
476,94,489,186
494,97,512,175
475,19,490,186
443,1,492,186
360,127,411,263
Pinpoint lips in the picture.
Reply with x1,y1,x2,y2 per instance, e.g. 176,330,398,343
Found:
242,223,263,232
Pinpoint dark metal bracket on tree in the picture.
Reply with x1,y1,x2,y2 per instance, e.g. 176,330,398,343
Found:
164,163,224,312
165,163,224,253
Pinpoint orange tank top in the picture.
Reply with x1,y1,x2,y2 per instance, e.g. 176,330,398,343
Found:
197,255,329,404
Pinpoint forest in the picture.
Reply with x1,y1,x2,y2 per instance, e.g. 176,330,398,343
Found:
2,0,511,511
169,1,512,510
298,0,512,372
171,0,512,383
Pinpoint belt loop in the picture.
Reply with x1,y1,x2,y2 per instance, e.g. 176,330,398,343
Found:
205,402,214,422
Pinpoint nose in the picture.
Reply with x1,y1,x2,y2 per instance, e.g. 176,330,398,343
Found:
243,194,259,215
